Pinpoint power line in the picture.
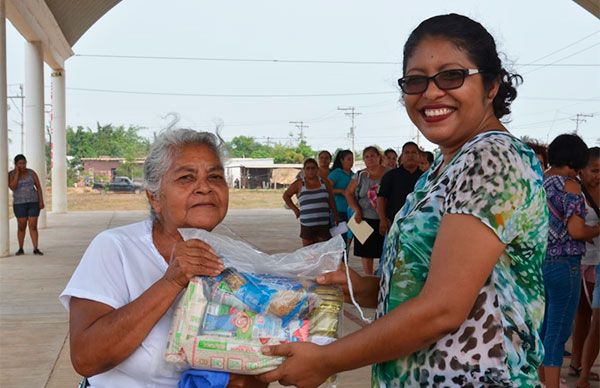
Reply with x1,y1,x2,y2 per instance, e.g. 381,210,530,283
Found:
74,53,599,67
289,121,309,142
66,87,395,98
65,86,600,101
526,30,600,64
338,106,361,155
524,41,600,75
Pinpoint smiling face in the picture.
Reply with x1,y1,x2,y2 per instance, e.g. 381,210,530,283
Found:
148,143,229,232
403,37,500,157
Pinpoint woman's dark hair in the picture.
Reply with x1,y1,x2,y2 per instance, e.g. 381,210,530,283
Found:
318,150,332,159
526,141,548,168
303,158,318,169
547,134,589,170
422,151,435,164
384,148,397,157
14,154,26,164
588,146,600,163
403,13,522,119
332,149,353,171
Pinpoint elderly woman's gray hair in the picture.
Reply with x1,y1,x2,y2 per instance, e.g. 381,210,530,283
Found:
144,128,223,221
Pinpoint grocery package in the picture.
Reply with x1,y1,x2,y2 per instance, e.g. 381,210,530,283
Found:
165,230,345,376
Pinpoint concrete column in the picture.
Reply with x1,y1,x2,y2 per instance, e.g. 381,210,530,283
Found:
0,0,10,257
51,70,66,213
24,41,46,227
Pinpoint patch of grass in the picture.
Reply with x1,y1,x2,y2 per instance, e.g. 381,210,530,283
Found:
8,188,288,216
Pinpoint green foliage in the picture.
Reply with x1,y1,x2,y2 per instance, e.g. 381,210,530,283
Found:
67,123,150,162
226,136,316,164
115,161,144,179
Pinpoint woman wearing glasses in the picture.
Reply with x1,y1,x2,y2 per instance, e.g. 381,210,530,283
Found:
259,13,547,387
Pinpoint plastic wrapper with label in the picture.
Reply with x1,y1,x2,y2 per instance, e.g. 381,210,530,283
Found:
165,229,345,380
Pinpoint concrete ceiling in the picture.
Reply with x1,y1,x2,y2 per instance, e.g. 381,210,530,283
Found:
44,0,121,46
573,0,600,19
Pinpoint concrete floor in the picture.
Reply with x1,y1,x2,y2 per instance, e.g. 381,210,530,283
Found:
0,209,597,387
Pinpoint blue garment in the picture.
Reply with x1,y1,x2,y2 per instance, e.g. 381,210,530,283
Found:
328,168,354,213
178,370,229,388
540,255,582,367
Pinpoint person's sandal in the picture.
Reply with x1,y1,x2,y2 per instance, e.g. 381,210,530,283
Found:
33,248,44,256
15,248,24,256
569,365,582,377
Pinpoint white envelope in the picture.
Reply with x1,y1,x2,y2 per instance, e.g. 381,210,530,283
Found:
347,214,374,244
329,221,348,237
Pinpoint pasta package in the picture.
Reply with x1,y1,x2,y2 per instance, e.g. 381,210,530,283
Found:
165,231,345,377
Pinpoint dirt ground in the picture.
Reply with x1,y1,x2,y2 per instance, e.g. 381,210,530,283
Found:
9,187,288,215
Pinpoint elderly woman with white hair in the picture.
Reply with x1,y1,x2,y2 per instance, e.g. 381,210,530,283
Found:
60,129,266,388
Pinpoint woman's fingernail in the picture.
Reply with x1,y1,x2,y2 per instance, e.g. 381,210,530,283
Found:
261,346,271,355
316,275,325,283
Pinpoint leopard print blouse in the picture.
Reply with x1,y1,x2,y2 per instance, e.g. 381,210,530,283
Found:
374,132,548,387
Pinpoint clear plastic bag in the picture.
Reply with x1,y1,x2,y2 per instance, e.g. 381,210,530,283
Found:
165,230,345,377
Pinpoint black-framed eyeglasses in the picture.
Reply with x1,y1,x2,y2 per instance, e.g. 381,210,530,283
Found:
398,69,483,95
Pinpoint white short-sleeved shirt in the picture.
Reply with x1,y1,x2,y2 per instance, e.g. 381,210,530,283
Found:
59,219,182,388
582,202,600,266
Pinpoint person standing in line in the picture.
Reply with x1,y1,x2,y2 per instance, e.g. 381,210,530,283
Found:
572,146,600,386
317,150,332,182
419,150,434,172
8,154,45,256
540,134,600,388
283,158,338,247
383,148,399,169
376,142,423,236
328,150,355,244
345,146,388,275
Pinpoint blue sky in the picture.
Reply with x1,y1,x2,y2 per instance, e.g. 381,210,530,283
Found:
5,0,600,157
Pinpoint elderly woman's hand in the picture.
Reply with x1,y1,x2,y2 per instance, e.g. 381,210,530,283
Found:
162,239,225,289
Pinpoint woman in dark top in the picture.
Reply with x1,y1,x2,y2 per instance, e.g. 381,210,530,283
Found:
8,154,45,255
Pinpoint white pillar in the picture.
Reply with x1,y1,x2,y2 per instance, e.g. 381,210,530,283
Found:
51,70,66,213
24,41,46,227
0,0,10,257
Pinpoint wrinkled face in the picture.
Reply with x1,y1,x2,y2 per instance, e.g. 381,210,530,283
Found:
403,37,498,151
318,152,332,168
401,145,420,170
341,154,354,170
363,150,381,168
384,152,398,168
580,158,600,190
304,162,319,178
149,144,229,231
15,159,27,171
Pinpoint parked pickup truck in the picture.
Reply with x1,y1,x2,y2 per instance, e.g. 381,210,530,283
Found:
94,176,143,193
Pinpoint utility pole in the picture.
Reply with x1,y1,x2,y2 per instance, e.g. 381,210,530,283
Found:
570,113,594,134
289,121,309,143
6,83,24,152
338,106,361,155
